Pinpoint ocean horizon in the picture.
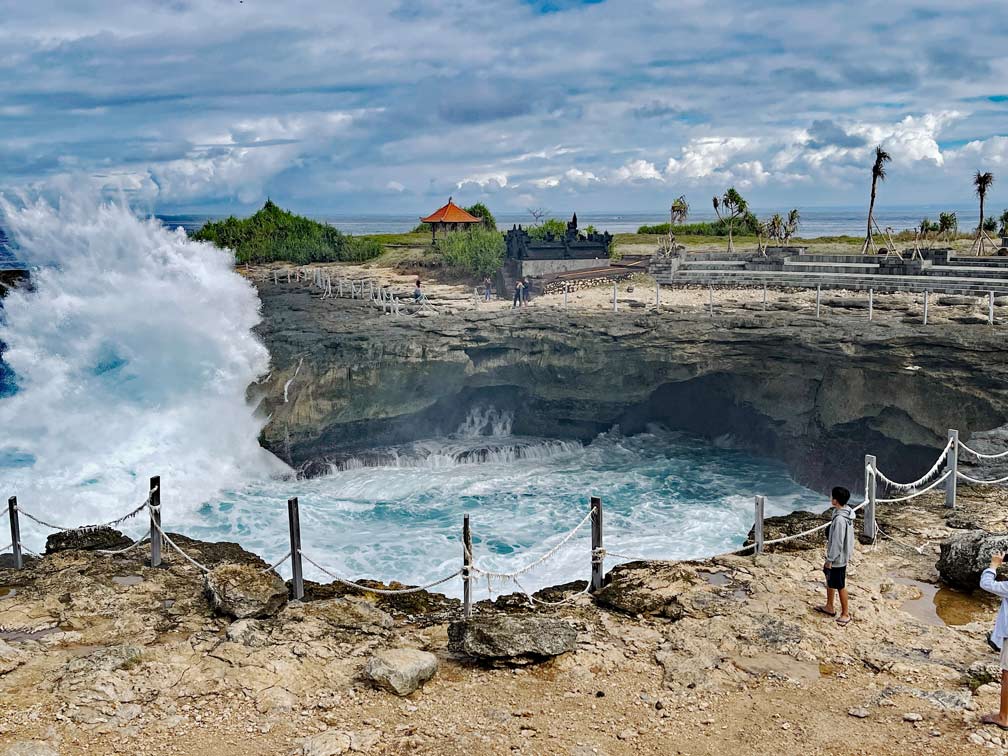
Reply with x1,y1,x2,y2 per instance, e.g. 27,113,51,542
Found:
152,205,988,239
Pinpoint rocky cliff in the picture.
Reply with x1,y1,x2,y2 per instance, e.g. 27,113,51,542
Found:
252,281,1008,492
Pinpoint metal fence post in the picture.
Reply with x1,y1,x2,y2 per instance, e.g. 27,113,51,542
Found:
990,291,995,325
563,283,569,309
946,429,959,509
612,282,618,312
816,285,821,318
863,455,877,541
8,497,22,570
763,284,767,311
754,495,765,555
463,514,472,619
656,281,660,307
590,496,603,592
288,497,304,600
708,285,714,317
868,288,874,321
923,290,929,325
149,476,162,568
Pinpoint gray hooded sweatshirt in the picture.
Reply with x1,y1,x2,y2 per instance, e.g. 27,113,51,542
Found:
825,505,855,567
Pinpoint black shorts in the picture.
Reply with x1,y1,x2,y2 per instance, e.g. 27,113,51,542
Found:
826,565,847,590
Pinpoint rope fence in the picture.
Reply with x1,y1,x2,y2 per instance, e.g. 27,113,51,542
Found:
3,425,1007,615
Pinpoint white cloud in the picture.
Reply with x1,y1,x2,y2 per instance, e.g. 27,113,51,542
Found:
456,173,509,190
386,180,406,192
611,159,664,183
665,137,758,180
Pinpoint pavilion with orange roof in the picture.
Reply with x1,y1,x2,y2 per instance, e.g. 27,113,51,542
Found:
419,197,482,243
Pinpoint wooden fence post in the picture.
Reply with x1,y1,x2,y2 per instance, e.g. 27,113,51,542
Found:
923,290,929,325
863,455,877,541
590,496,603,592
868,289,874,321
946,429,958,509
463,514,472,619
816,285,821,318
149,476,162,568
8,497,22,570
754,495,765,555
288,497,304,600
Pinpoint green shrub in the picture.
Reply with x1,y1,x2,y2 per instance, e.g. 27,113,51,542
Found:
528,218,567,239
637,216,761,237
438,227,505,277
192,200,382,264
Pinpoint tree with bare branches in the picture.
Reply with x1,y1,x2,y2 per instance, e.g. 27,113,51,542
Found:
527,208,547,226
861,146,891,254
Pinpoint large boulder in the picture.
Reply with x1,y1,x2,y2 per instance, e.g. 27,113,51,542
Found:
204,563,288,619
45,527,132,554
447,616,576,663
307,597,394,634
594,562,696,617
362,648,438,696
301,730,351,756
937,531,1008,590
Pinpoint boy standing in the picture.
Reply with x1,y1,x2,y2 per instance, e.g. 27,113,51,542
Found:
980,552,1008,730
816,486,854,627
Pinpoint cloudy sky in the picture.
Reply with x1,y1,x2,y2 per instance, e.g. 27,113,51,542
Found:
2,0,1007,215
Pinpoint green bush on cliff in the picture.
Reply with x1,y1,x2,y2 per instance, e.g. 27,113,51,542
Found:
192,200,382,264
637,215,761,237
438,227,505,277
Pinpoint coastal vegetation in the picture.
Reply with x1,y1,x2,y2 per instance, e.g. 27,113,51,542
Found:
712,187,750,253
436,226,505,277
861,145,892,253
637,216,761,237
192,200,381,264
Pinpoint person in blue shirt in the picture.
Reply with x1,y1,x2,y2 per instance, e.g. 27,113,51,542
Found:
981,552,1008,730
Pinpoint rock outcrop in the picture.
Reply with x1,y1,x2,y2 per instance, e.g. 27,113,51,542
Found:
936,530,1008,589
447,616,576,663
252,281,1008,491
362,648,438,696
204,563,288,619
45,527,132,554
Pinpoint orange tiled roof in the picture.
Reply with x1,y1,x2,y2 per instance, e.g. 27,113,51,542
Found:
420,199,481,224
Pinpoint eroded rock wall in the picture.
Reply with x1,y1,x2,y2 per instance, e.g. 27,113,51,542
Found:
252,283,1008,491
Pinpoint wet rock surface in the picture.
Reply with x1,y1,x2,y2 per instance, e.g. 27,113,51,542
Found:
45,527,133,554
204,563,288,619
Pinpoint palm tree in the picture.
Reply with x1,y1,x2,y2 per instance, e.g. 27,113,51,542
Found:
783,209,800,244
712,187,748,253
666,195,689,254
861,146,892,254
972,171,995,254
999,209,1008,238
938,211,958,245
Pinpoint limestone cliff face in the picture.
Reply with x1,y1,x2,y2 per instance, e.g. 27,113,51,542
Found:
252,283,1008,491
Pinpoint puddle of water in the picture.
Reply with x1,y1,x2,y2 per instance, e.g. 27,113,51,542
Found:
0,586,16,599
701,571,748,601
0,626,60,642
892,577,999,627
112,575,144,587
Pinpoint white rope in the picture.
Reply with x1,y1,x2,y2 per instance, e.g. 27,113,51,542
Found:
0,507,8,520
467,509,594,580
18,542,41,557
957,470,1008,485
958,440,1008,460
96,534,150,556
509,574,592,607
299,550,462,595
0,542,10,553
148,515,211,573
260,550,292,574
873,438,953,492
16,490,154,533
875,469,951,502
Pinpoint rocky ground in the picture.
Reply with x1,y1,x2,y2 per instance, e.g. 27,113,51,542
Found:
4,487,1008,755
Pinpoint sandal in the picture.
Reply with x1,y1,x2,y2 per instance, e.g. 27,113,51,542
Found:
813,606,836,617
981,715,1008,731
836,616,852,627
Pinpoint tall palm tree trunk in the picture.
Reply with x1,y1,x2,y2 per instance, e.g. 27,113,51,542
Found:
862,179,878,253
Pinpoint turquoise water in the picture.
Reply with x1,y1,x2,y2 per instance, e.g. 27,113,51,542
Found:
166,423,822,597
